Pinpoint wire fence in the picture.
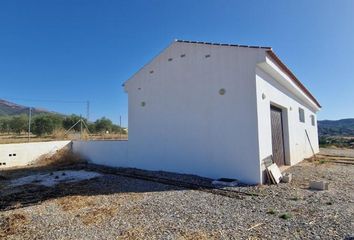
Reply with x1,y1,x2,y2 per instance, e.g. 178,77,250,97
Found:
0,111,127,144
0,98,128,144
0,126,128,144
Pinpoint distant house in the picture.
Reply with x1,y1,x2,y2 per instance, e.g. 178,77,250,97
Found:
122,40,321,184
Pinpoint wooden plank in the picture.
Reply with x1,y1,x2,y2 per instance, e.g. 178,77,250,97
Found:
267,163,282,184
305,129,316,160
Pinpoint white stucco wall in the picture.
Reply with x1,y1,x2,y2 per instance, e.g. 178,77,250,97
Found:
255,66,319,182
124,42,266,184
0,141,71,168
72,140,129,167
70,42,320,185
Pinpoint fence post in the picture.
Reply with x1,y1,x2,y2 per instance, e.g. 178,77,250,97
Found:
28,107,32,142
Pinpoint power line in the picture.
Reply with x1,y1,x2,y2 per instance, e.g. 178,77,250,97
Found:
28,107,32,142
1,96,87,104
0,107,31,116
1,96,90,121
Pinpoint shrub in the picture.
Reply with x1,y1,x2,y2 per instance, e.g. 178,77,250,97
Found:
279,213,292,220
267,209,276,215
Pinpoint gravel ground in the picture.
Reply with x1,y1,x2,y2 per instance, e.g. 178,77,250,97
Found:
0,150,353,239
320,147,354,158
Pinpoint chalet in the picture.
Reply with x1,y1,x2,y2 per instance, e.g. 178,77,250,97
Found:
75,40,321,184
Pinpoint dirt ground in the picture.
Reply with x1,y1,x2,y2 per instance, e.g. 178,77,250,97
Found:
320,147,354,158
0,133,128,144
0,149,353,239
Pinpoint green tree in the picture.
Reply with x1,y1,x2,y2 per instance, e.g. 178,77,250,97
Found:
47,114,63,129
87,122,96,133
32,115,56,136
9,115,28,134
62,115,86,131
94,117,113,133
0,116,11,133
111,124,124,133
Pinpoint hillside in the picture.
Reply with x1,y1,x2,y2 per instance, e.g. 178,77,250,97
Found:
0,99,52,116
318,118,354,136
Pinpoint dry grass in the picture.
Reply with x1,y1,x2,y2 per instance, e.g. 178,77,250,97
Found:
177,230,223,240
0,212,29,237
0,132,128,144
119,194,145,216
56,196,96,212
0,133,49,144
56,194,143,213
52,129,67,139
118,226,222,239
118,227,148,240
56,193,143,226
81,207,118,225
89,133,128,140
123,205,143,215
56,195,118,226
32,146,85,167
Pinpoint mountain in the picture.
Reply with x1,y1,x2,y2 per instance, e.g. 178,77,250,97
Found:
318,118,354,136
0,99,52,116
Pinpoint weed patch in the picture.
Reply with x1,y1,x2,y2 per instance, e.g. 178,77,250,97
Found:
279,213,292,220
267,209,276,215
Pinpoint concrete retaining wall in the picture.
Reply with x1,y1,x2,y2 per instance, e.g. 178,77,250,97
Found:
0,141,72,168
72,140,129,167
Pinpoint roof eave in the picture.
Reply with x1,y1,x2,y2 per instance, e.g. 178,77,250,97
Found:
265,50,321,109
258,51,321,112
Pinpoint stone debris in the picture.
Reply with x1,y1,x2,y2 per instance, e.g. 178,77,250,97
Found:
309,180,329,191
282,173,292,183
212,178,240,187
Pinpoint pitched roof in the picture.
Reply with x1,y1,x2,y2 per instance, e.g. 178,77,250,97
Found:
266,50,321,108
175,39,272,49
175,39,321,108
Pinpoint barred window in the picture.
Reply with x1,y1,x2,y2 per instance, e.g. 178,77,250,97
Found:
311,115,316,126
299,108,305,123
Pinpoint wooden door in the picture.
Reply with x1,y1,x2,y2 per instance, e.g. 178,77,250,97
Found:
270,106,286,166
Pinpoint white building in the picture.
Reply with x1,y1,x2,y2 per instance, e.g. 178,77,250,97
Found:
73,40,321,185
122,40,321,184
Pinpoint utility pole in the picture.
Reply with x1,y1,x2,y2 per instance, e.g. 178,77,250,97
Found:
119,115,122,140
28,107,32,142
80,115,83,140
86,101,90,121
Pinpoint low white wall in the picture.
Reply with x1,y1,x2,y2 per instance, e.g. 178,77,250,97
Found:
0,141,72,168
72,140,129,167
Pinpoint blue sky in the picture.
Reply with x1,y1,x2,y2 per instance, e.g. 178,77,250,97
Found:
0,0,353,125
